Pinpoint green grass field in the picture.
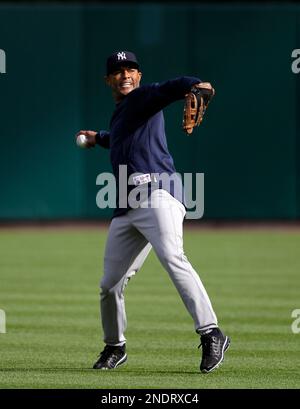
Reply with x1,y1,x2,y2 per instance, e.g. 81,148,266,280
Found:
0,226,300,389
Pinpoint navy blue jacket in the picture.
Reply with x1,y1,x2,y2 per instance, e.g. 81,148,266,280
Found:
96,76,201,217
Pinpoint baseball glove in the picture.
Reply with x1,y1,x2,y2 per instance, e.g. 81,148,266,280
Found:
182,83,215,134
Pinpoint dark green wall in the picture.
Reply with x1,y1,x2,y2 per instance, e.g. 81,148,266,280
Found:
0,3,299,220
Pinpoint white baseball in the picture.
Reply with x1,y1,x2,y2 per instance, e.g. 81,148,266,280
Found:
76,134,88,148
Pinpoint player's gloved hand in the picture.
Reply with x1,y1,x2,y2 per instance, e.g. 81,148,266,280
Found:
182,82,215,135
75,130,97,148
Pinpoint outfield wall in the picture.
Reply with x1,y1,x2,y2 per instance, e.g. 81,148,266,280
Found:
0,3,299,220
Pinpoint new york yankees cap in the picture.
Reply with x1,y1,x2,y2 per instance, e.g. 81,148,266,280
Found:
106,51,140,75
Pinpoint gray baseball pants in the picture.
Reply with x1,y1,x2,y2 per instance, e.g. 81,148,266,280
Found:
100,189,218,346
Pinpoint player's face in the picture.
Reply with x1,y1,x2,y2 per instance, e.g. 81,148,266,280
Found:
106,65,142,102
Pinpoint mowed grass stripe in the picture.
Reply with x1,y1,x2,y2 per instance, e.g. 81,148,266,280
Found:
0,228,300,388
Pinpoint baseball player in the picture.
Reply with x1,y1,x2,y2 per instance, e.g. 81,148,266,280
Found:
76,51,230,373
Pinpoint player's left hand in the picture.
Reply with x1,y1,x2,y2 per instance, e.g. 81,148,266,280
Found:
182,82,215,134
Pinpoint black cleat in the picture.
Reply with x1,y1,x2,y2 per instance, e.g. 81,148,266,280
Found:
199,328,230,373
93,344,127,370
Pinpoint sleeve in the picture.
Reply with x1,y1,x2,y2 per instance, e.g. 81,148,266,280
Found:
150,76,202,102
127,76,202,119
95,130,110,149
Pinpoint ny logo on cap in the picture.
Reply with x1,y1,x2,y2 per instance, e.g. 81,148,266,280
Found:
117,52,127,61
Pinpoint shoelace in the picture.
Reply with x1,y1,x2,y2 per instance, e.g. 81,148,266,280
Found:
98,345,125,362
198,336,221,356
98,345,116,362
